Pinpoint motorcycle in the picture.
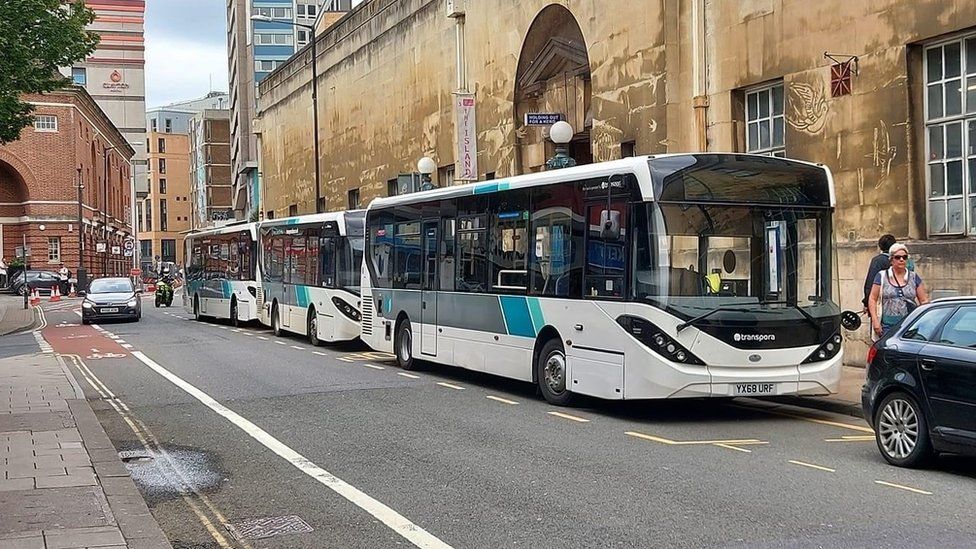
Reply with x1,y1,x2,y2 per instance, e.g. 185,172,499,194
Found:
155,276,174,308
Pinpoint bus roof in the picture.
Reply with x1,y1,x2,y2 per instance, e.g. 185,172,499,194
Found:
366,153,835,210
184,222,259,241
258,210,365,235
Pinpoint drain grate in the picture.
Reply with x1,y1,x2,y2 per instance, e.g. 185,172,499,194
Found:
226,515,314,541
118,449,154,463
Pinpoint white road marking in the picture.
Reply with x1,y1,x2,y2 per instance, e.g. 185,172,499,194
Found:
364,364,385,370
436,382,465,390
714,443,751,453
127,351,452,549
274,341,287,346
874,480,932,495
313,351,327,356
290,345,306,351
257,336,269,341
396,372,420,379
548,411,589,423
788,460,835,473
486,395,518,405
120,344,134,350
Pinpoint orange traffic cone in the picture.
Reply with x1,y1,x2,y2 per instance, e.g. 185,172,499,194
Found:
29,288,40,306
68,283,76,298
50,285,61,302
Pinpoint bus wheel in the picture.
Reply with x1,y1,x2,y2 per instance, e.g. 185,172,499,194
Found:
193,296,202,321
230,298,239,328
395,319,415,370
272,303,283,337
537,338,574,406
308,309,320,346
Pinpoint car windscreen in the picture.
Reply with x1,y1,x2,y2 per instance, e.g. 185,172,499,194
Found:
89,279,133,294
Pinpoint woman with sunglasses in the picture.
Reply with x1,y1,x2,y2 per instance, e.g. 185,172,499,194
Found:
867,243,930,339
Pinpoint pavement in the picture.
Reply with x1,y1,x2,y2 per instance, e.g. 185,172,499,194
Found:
0,322,171,548
0,294,36,337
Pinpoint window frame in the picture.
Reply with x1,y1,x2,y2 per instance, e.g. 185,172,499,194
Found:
34,115,58,132
744,82,785,158
923,34,976,236
47,237,61,263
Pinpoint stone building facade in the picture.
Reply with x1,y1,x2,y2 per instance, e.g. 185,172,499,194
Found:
255,0,976,360
0,87,134,280
188,110,233,229
142,131,191,270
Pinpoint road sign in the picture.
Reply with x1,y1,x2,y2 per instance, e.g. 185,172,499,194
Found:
111,246,121,255
96,242,106,253
130,268,141,277
524,113,564,126
124,240,134,252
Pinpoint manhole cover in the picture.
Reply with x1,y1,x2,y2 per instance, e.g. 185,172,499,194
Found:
226,515,314,541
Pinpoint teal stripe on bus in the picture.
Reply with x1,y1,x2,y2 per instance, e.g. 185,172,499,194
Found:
296,286,310,308
473,182,510,195
499,296,536,338
526,297,545,334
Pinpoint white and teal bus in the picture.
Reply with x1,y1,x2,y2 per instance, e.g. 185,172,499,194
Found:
184,222,261,326
361,154,844,405
258,211,365,345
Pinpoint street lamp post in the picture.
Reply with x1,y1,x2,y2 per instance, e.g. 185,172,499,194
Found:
546,121,577,170
417,157,437,191
75,167,87,291
251,14,322,213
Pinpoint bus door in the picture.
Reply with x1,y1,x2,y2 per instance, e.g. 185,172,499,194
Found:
420,219,438,356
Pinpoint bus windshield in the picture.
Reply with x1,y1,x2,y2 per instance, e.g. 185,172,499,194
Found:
339,236,364,295
633,202,839,321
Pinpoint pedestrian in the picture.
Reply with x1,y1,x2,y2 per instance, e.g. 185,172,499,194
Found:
0,256,7,288
867,243,930,340
58,263,70,295
862,234,896,312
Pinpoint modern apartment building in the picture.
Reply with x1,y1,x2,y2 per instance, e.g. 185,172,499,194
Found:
141,93,229,270
67,0,149,197
226,0,352,222
188,110,233,230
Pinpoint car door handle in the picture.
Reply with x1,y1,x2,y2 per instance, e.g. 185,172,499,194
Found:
920,358,937,371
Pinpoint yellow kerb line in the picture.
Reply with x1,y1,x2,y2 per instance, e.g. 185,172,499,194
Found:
625,431,766,446
486,395,518,405
874,480,932,495
825,435,875,442
548,411,590,423
788,460,836,473
730,403,874,434
436,382,465,390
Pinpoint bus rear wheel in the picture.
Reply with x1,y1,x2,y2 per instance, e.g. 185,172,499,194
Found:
271,303,283,337
395,319,415,370
537,338,574,406
193,296,202,321
230,298,239,328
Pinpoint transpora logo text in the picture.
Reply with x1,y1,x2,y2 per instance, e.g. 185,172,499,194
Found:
734,333,776,342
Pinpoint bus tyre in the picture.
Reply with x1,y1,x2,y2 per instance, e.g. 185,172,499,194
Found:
230,299,239,328
537,339,574,406
272,303,283,337
875,392,933,468
193,296,202,321
308,309,320,346
395,319,415,370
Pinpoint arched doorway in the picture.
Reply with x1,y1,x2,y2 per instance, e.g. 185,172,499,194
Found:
514,5,591,173
0,159,29,268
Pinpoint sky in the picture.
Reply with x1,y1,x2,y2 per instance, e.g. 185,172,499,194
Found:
145,0,229,108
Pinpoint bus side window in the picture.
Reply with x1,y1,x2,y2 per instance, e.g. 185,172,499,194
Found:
320,237,336,288
530,183,583,298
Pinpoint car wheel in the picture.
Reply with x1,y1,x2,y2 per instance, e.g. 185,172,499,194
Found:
394,319,415,370
272,303,283,337
308,309,320,346
875,392,933,468
230,299,240,328
537,338,574,406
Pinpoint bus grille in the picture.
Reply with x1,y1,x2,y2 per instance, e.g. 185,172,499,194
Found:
361,293,373,336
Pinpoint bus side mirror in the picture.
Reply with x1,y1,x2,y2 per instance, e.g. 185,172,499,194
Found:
600,210,621,240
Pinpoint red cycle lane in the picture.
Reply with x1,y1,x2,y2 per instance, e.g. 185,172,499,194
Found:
41,314,130,361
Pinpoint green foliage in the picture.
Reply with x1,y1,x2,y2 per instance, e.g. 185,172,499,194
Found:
0,1,98,144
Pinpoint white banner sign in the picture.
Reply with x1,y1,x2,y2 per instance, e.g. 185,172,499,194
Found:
454,92,478,181
96,242,106,253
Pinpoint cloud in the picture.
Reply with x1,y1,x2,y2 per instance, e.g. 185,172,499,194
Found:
145,36,228,108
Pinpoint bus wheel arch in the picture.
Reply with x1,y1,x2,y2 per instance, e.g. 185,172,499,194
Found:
532,326,562,385
193,294,202,321
394,313,415,370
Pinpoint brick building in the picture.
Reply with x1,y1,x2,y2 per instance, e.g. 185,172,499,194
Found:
0,86,134,281
188,109,233,229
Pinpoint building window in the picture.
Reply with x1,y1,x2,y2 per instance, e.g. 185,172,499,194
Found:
72,67,87,86
297,30,309,46
288,204,298,217
158,137,165,153
272,7,292,18
439,165,455,188
925,35,976,236
150,119,157,132
140,240,152,261
158,158,166,174
137,202,144,231
745,83,785,157
146,200,153,231
161,239,176,263
387,178,398,197
159,178,167,195
348,188,360,209
160,199,168,231
47,237,61,263
164,118,172,133
34,115,58,132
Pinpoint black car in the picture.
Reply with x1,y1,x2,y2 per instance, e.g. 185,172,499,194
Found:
9,270,60,296
82,277,142,324
862,296,976,467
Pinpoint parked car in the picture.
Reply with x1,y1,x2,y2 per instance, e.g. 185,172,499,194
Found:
10,270,60,296
862,296,976,467
81,277,142,324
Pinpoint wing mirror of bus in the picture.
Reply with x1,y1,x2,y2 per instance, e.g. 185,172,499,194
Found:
600,210,621,240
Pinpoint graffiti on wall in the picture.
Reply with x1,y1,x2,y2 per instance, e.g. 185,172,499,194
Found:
785,81,829,135
867,119,897,188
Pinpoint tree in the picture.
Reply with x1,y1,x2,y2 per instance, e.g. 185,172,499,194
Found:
0,1,98,144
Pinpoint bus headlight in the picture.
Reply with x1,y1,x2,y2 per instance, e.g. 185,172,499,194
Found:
331,296,361,322
802,332,843,364
616,315,704,365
